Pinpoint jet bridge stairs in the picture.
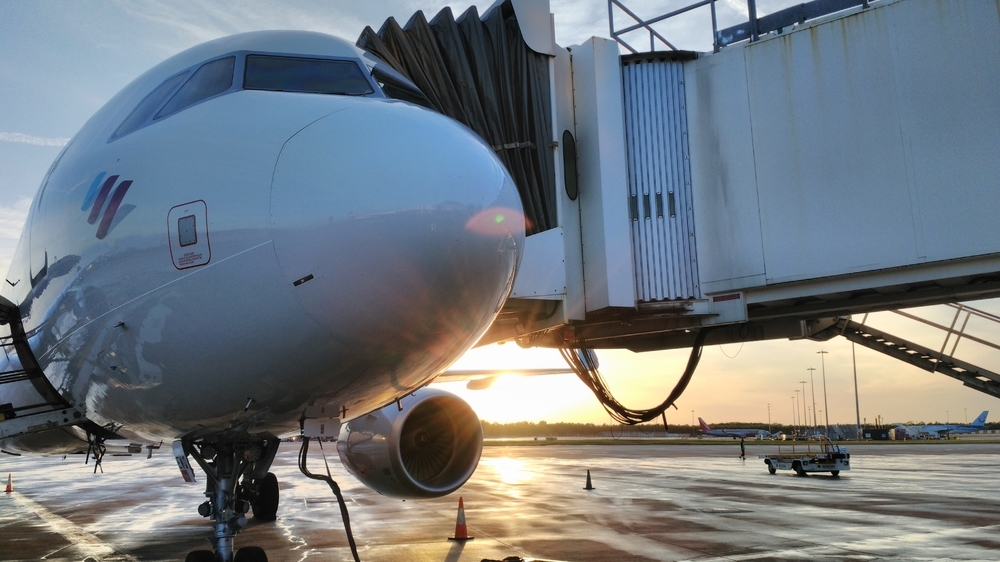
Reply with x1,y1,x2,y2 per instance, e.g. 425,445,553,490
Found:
811,305,1000,400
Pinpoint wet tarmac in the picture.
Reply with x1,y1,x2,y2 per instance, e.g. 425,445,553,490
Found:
2,440,1000,561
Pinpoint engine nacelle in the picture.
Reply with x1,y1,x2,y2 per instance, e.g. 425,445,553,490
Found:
337,388,482,499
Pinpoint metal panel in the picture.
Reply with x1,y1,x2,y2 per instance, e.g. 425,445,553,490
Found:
685,46,766,295
622,57,701,302
572,38,637,312
551,48,586,320
511,227,567,298
686,0,1000,300
747,0,1000,285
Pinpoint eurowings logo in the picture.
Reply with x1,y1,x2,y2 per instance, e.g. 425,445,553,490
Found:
81,172,135,239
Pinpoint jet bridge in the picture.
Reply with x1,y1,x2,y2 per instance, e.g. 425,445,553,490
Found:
366,0,1000,394
366,0,1000,348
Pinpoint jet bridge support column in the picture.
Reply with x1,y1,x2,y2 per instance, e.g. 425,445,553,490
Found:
571,37,636,312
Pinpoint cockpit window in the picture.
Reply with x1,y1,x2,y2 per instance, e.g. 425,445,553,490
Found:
243,55,374,96
156,56,235,120
110,51,380,143
110,71,190,142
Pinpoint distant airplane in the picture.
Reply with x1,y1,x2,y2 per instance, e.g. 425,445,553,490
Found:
436,368,574,390
900,411,989,439
698,417,772,439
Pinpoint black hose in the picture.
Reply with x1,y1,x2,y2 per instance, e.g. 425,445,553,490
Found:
297,437,361,562
561,327,712,425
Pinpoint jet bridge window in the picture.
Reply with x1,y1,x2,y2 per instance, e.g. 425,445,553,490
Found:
243,55,374,96
155,56,235,120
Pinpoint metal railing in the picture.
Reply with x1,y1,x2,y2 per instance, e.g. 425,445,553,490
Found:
608,0,719,52
609,0,873,54
889,303,1000,360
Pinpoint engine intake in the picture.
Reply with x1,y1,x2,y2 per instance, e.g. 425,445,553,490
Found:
337,388,482,499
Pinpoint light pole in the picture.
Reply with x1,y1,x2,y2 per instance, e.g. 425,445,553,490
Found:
799,380,808,434
768,403,772,434
793,393,799,432
807,368,818,430
965,408,968,423
818,350,830,436
946,410,949,423
852,342,861,439
691,410,695,428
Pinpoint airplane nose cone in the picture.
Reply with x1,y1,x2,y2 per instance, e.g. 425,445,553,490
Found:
270,100,523,370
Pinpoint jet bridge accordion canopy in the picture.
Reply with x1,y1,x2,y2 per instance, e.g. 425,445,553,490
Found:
358,1,556,235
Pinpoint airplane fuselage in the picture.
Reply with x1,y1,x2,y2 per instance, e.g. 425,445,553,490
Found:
0,31,523,448
698,417,770,439
898,411,988,438
702,429,770,439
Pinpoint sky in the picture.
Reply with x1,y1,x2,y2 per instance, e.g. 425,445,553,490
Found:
1,0,997,427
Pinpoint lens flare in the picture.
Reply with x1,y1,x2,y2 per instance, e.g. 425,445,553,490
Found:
465,207,528,236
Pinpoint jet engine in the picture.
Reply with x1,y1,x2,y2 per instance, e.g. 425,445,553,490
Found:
337,388,482,499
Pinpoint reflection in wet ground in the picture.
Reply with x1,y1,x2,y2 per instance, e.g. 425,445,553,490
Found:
2,441,999,561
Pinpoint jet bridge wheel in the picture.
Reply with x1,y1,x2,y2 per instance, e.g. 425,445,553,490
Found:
251,472,279,521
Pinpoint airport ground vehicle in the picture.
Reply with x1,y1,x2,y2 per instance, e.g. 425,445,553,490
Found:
760,437,850,476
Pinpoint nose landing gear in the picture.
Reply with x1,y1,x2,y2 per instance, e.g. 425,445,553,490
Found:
176,432,280,562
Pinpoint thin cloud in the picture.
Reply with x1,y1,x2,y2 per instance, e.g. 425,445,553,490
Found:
0,198,31,278
0,197,31,241
0,132,69,147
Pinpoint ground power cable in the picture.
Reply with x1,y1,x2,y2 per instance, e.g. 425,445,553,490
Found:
297,437,361,562
560,327,713,426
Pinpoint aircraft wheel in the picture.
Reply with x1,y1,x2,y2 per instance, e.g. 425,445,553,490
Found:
184,550,216,562
831,470,840,477
234,546,269,562
253,473,279,521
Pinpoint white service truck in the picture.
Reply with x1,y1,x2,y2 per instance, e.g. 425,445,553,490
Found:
760,436,850,476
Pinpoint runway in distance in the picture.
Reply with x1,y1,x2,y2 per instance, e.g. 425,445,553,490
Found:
0,29,524,562
698,417,772,439
899,411,989,439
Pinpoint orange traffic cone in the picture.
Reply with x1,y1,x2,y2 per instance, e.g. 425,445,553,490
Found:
447,497,474,541
4,473,11,493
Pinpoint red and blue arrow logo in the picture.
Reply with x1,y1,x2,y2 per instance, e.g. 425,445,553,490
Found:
82,172,134,239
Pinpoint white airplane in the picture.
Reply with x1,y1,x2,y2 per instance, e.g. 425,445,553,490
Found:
898,411,989,439
0,30,525,562
698,417,772,439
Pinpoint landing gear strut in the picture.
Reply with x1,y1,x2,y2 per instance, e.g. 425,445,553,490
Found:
178,432,280,562
85,432,107,474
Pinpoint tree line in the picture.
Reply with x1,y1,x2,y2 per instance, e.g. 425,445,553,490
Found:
480,420,1000,438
